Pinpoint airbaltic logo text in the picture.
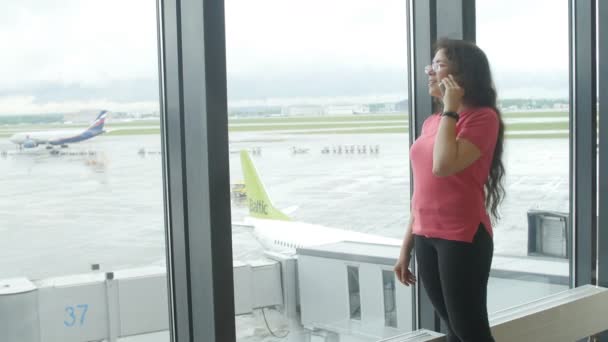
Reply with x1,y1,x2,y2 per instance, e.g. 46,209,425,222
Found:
249,199,268,215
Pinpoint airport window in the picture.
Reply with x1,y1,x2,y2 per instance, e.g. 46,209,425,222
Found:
226,0,410,339
382,270,397,328
347,266,362,320
476,0,572,314
1,1,168,341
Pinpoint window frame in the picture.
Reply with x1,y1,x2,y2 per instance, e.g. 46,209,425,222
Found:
156,0,606,340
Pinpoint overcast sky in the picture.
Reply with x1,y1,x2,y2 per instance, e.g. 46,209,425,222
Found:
0,0,570,115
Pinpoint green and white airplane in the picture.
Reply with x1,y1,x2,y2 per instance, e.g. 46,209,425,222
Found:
239,150,401,252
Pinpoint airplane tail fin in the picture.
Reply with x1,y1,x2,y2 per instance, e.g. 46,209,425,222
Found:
86,110,108,133
240,150,291,221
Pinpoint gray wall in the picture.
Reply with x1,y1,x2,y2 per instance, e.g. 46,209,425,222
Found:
298,255,414,339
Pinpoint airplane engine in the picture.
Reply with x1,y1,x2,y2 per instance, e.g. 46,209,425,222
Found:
23,139,37,148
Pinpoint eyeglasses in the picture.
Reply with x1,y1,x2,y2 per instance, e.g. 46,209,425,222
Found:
424,62,447,75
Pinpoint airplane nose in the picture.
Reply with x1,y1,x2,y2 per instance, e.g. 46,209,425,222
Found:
9,134,20,143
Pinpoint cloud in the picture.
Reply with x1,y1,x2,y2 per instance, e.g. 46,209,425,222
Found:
228,65,408,100
0,0,570,115
477,0,569,73
225,0,408,73
1,79,159,104
494,70,568,99
0,0,158,90
0,96,158,115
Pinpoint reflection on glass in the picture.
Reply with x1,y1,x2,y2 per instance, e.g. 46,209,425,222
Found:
476,0,571,314
0,0,166,341
348,266,362,320
529,212,568,258
383,270,397,328
226,0,410,340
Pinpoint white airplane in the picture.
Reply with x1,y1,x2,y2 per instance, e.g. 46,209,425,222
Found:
239,150,572,286
9,110,108,149
239,150,401,253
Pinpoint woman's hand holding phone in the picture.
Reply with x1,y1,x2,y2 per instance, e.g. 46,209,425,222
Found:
441,74,465,113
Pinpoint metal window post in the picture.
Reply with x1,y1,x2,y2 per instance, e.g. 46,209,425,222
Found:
569,0,597,289
407,0,437,331
407,0,475,333
157,0,236,341
595,0,608,339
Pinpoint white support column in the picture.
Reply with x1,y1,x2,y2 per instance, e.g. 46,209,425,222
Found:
104,272,120,342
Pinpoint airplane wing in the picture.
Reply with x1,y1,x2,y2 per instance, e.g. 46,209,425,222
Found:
281,205,299,216
232,221,254,229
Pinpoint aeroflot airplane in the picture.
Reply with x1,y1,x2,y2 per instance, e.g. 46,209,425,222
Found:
239,150,402,253
9,110,108,149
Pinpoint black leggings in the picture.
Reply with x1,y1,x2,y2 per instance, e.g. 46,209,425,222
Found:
414,224,495,342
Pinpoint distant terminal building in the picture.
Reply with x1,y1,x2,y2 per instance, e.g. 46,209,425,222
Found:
136,111,161,119
395,99,408,112
368,102,398,113
282,105,324,116
497,99,569,112
323,104,370,115
228,99,411,118
62,110,104,124
229,106,282,118
106,112,133,121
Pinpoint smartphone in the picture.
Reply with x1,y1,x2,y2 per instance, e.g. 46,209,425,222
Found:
439,81,446,96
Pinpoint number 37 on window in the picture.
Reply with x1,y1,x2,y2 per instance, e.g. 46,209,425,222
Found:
64,304,89,327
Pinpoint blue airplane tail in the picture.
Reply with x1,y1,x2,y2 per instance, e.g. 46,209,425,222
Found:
86,110,108,134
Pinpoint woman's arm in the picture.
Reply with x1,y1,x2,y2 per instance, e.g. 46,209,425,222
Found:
433,117,481,177
395,211,417,286
399,211,415,260
432,75,482,177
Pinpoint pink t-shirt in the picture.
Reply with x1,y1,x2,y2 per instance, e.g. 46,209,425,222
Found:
410,107,499,243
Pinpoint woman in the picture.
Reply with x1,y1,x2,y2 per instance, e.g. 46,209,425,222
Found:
394,38,505,342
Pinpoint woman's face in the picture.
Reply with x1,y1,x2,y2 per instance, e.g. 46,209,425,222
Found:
426,49,452,99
